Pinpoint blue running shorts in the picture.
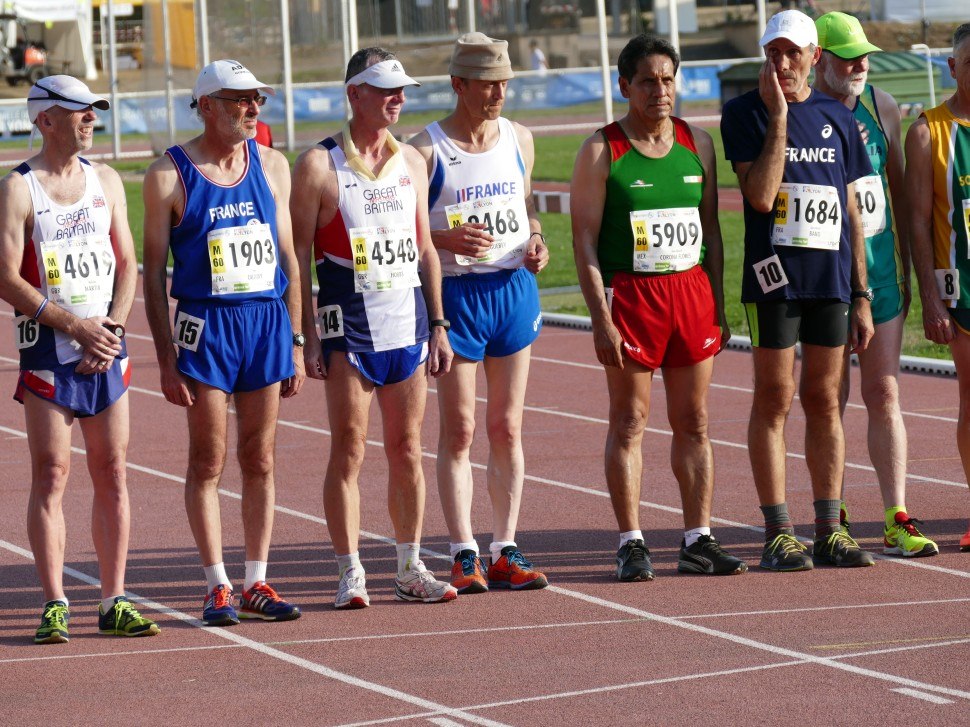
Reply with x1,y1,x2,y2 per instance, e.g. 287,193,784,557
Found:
442,267,542,361
328,342,428,386
15,352,130,418
174,298,294,393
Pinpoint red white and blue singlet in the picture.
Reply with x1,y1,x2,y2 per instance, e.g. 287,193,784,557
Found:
313,137,429,353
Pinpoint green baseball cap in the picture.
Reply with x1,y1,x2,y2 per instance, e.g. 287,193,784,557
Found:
816,12,881,59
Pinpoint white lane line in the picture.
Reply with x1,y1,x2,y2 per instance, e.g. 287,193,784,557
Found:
0,537,511,727
336,660,810,727
531,354,961,422
676,597,970,620
0,618,641,666
4,426,970,715
428,719,469,727
547,585,970,702
891,688,954,705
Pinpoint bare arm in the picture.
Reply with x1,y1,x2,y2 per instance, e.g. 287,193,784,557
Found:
735,62,788,213
847,179,873,352
570,131,623,368
403,144,452,377
905,118,953,344
513,121,549,274
142,155,195,406
0,172,122,369
290,145,335,380
875,87,911,311
693,126,730,349
262,147,304,398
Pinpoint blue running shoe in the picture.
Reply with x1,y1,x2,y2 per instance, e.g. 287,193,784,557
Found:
202,584,239,626
239,581,301,621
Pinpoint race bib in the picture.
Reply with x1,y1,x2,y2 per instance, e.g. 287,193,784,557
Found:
173,311,205,352
445,194,528,266
348,224,420,293
753,254,789,295
772,183,841,250
317,304,344,339
936,268,960,301
41,234,114,307
854,175,887,238
630,207,703,273
207,222,276,296
13,315,38,350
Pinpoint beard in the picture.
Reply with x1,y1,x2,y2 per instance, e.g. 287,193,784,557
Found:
822,62,867,97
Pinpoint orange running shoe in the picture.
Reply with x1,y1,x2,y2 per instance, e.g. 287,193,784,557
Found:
487,546,548,591
451,549,488,594
960,524,970,552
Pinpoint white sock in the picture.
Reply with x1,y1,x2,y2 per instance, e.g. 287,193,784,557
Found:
684,527,711,548
47,596,68,609
336,552,362,576
619,530,644,549
396,542,421,576
101,595,123,613
490,540,516,563
203,562,232,592
244,560,268,591
449,541,479,559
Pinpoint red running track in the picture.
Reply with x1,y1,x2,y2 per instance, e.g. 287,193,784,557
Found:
1,277,969,726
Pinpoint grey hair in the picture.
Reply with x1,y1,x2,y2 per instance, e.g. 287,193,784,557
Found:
345,47,397,82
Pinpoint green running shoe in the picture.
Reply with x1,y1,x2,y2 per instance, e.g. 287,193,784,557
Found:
98,596,160,637
35,600,69,644
883,512,939,557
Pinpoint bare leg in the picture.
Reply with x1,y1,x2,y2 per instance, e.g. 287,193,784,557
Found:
78,394,131,599
435,356,478,544
234,384,281,562
748,347,797,507
184,384,230,567
800,344,847,502
604,360,653,532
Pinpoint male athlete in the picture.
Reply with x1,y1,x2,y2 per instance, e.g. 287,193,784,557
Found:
143,60,304,625
906,23,970,552
408,33,550,593
721,10,876,570
0,75,158,642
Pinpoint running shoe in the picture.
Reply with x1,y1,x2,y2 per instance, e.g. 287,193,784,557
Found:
98,596,160,637
678,535,748,575
616,539,654,582
334,567,370,609
759,532,813,572
34,600,69,644
202,584,240,626
883,512,939,557
487,546,548,591
813,529,876,567
394,561,458,603
840,500,851,536
451,549,488,594
961,524,970,552
239,581,301,621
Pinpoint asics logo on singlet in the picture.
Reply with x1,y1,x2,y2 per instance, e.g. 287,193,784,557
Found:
784,147,835,163
533,312,542,332
821,124,833,139
629,179,653,188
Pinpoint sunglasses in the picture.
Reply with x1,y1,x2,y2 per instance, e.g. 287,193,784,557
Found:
207,94,267,108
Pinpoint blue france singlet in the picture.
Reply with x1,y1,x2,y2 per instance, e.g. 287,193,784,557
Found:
166,138,286,303
721,88,873,303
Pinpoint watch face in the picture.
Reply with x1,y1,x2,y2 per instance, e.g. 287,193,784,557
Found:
293,333,306,346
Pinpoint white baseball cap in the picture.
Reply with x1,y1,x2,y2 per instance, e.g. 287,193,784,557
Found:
191,60,275,107
760,10,818,49
346,59,420,88
27,75,109,123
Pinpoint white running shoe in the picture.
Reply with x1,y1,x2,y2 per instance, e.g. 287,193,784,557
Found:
334,566,370,610
394,560,458,603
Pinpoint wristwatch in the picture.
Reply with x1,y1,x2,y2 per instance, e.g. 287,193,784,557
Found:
429,319,451,332
850,288,874,302
293,332,306,347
